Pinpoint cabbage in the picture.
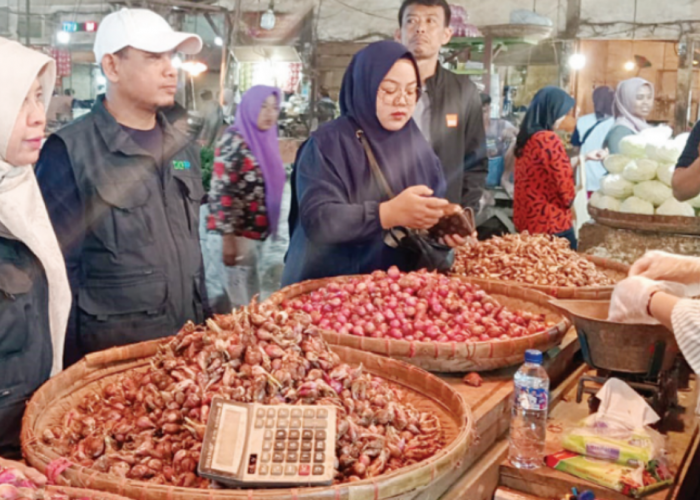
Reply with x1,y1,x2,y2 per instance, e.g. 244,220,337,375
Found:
634,180,673,207
656,163,675,187
656,198,695,217
619,135,648,158
639,125,673,143
603,155,634,174
651,141,684,163
590,191,622,211
622,158,658,182
601,174,634,199
675,133,690,150
620,196,654,215
687,194,700,209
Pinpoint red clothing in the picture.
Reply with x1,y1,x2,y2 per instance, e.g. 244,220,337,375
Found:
514,131,575,235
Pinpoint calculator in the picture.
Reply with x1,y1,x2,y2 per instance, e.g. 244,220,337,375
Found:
198,398,337,488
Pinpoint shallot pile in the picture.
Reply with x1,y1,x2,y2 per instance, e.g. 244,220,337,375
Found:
453,233,616,287
280,268,552,342
0,462,74,500
41,303,444,486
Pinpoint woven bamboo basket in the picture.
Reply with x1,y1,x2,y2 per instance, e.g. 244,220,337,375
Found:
44,485,135,500
265,277,571,372
454,255,629,300
589,203,700,235
22,341,473,500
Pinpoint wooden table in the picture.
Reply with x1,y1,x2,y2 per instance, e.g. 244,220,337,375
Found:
425,332,699,500
499,370,700,500
406,328,582,500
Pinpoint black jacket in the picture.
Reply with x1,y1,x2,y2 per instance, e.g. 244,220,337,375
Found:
37,96,207,362
424,64,487,209
0,237,52,458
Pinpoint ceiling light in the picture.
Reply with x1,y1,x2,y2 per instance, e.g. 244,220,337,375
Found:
214,36,223,46
181,60,208,76
624,60,636,71
567,53,586,70
260,1,276,30
57,31,71,44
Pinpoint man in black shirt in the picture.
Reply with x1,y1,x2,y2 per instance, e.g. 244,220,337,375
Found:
671,121,700,201
36,8,208,365
395,0,487,211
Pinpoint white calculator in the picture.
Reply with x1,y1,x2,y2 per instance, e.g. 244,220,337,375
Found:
198,398,337,487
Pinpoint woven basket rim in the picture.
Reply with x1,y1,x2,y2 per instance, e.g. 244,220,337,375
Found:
263,275,572,372
22,340,474,500
588,202,700,234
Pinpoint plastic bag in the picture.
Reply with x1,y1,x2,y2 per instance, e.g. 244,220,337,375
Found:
546,451,673,497
561,420,664,467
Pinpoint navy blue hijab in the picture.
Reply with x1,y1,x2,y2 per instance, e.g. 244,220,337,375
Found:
515,86,575,157
314,40,445,197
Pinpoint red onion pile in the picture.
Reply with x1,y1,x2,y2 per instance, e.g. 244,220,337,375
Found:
280,268,552,343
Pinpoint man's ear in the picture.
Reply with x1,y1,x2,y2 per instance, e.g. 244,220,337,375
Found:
394,27,402,43
101,54,120,84
442,26,454,46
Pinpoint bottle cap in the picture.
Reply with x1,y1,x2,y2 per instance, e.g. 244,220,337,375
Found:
525,349,543,365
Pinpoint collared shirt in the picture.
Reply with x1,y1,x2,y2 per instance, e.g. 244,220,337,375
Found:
413,90,431,144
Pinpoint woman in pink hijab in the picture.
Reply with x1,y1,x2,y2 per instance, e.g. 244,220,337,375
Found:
603,77,655,154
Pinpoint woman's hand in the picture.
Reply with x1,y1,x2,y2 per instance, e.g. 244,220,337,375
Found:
380,186,448,230
222,234,239,267
586,149,608,162
629,250,700,286
608,276,686,324
0,458,47,487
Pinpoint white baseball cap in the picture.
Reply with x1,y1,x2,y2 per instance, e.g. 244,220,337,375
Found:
94,8,203,66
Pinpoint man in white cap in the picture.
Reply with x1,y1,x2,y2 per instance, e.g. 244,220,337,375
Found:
36,8,209,366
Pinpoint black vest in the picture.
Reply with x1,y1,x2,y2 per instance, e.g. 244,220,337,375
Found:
0,237,52,458
55,97,206,355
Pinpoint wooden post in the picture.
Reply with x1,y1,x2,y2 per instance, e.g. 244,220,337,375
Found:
557,40,575,93
565,0,581,39
484,35,493,99
675,34,698,133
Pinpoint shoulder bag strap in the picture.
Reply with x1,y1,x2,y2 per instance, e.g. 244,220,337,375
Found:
356,129,396,199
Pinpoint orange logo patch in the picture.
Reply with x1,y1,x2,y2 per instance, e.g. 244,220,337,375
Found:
446,114,458,128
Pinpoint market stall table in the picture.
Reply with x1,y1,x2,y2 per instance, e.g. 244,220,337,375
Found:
410,328,581,500
498,369,700,500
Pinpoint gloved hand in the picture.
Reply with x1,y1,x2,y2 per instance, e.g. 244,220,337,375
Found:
608,276,687,324
629,250,700,287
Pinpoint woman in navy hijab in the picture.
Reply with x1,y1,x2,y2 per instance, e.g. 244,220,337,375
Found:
282,41,456,285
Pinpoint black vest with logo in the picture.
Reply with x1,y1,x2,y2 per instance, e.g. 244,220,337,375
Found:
55,97,206,355
0,237,52,458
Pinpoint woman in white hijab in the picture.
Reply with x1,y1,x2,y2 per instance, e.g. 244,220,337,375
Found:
0,37,71,458
603,77,655,154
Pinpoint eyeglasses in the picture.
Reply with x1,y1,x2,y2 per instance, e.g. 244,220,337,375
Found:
378,86,419,105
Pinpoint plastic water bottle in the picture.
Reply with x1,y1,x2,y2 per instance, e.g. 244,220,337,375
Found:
509,349,549,469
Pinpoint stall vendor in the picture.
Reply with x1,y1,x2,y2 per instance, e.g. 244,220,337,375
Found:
670,120,700,202
603,78,654,154
282,41,465,286
609,250,700,498
35,8,208,366
0,38,71,458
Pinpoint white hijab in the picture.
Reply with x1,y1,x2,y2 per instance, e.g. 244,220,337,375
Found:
0,37,71,376
613,77,654,133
